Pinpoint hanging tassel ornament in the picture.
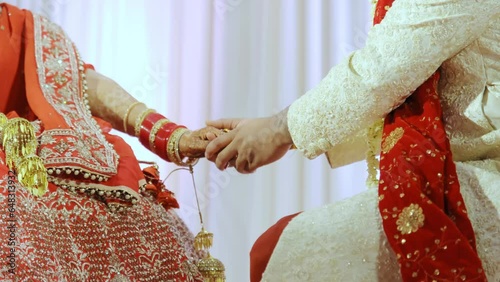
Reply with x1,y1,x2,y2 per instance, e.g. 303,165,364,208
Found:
194,227,214,251
186,164,226,282
0,114,48,196
161,163,226,281
2,117,38,168
16,155,48,196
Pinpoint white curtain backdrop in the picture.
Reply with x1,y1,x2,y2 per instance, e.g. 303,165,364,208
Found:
7,0,372,280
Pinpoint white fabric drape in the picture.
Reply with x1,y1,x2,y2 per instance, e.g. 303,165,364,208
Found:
7,0,371,280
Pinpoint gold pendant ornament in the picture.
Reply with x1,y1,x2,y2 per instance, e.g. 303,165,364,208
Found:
194,227,214,251
0,113,48,196
196,253,226,282
194,227,226,282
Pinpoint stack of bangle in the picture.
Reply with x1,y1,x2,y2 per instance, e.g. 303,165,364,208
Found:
133,109,198,166
167,127,198,167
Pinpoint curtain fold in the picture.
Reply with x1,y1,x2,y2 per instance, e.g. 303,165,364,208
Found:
6,1,371,280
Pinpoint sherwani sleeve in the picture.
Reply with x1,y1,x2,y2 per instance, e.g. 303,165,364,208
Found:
287,0,499,167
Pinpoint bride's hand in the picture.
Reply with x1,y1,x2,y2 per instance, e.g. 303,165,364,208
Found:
178,126,225,158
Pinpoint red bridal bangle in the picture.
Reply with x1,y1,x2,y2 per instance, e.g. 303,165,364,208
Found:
153,122,180,161
149,119,172,154
139,112,167,148
137,111,192,164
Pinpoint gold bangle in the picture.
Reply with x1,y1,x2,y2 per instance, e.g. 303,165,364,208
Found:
167,128,198,166
148,118,171,154
122,101,144,135
134,109,156,137
166,128,185,164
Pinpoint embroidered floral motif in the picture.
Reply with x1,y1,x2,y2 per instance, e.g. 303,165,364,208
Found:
381,127,404,154
396,203,425,235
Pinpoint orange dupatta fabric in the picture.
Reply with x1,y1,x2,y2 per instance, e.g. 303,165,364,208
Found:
0,3,142,207
375,1,486,281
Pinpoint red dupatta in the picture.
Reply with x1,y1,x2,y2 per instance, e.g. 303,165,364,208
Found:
375,1,487,281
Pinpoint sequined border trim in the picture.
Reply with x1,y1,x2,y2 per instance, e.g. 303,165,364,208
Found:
33,15,118,176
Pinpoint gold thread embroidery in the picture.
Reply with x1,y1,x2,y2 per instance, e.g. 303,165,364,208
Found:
381,127,404,153
366,119,383,187
34,15,118,177
396,203,425,235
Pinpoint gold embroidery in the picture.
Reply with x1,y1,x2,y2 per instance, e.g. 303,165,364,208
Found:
366,119,383,187
0,176,203,280
381,127,404,153
396,203,425,235
34,15,119,177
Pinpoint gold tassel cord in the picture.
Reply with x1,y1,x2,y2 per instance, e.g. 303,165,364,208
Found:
186,165,226,282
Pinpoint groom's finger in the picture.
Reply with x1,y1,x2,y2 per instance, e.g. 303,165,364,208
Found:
206,118,242,130
205,131,235,161
215,143,238,170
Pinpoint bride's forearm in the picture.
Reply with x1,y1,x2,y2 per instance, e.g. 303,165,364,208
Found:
85,69,149,135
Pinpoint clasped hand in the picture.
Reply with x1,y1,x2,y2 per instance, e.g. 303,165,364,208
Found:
205,112,293,173
179,110,293,173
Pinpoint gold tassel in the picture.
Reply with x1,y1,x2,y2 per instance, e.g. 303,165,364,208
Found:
194,227,214,251
16,155,48,197
0,116,48,197
2,117,38,168
0,113,7,144
196,253,226,282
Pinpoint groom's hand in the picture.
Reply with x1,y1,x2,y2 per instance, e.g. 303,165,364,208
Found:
206,118,245,131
